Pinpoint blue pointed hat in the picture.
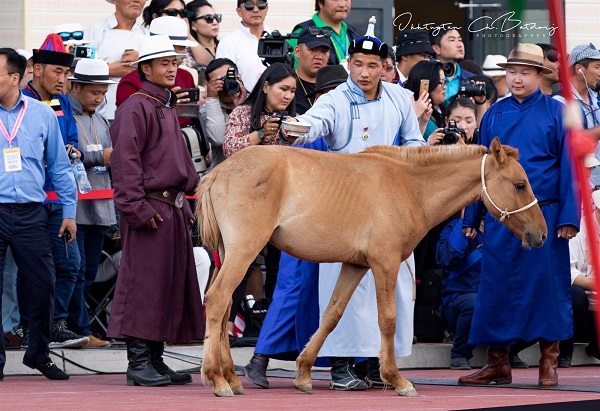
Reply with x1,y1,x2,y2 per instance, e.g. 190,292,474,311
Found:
347,17,388,59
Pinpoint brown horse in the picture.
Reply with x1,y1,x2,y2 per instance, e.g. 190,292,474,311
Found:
195,137,547,397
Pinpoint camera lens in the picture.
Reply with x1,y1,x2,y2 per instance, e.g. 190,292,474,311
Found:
441,132,459,145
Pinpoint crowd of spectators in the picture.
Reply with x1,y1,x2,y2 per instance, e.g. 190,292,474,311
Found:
1,0,600,389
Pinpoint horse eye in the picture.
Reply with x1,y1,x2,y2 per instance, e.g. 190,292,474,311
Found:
515,183,526,191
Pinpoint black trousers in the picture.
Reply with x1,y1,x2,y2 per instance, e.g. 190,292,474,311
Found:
560,285,597,357
0,203,55,367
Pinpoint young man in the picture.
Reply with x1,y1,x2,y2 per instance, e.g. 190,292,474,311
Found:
290,0,358,67
67,58,116,349
395,29,434,84
283,33,426,392
537,43,560,96
215,0,270,93
293,26,332,114
429,28,474,102
203,58,247,169
22,34,90,350
108,35,204,387
460,43,579,387
0,48,76,381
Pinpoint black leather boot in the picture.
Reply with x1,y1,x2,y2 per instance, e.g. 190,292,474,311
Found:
329,357,368,391
365,357,386,388
126,339,171,387
147,340,192,385
244,353,269,388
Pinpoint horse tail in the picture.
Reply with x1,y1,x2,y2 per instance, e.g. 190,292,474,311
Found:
195,172,222,253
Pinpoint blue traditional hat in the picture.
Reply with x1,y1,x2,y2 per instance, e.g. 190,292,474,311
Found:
347,16,388,59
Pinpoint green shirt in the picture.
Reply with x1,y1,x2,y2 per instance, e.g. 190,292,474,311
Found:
289,13,349,68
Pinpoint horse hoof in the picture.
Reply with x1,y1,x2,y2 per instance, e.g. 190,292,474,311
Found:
293,380,313,394
214,387,235,397
231,384,245,395
396,386,419,397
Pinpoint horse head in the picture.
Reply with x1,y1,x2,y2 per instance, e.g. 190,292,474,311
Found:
481,137,548,248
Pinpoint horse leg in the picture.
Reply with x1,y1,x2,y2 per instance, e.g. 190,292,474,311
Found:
202,250,260,397
218,300,244,395
371,261,419,397
294,263,368,394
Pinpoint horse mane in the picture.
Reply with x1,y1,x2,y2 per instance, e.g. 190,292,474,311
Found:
362,144,488,166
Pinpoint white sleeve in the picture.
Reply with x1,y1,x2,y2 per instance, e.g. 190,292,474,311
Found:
294,93,336,145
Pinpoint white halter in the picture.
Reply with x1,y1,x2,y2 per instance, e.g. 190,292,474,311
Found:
480,154,538,222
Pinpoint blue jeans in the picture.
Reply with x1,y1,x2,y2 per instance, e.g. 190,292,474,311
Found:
68,224,107,336
442,293,477,360
19,204,81,325
0,203,56,366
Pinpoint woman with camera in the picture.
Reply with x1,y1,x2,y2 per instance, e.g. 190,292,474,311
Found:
404,60,448,140
223,62,296,156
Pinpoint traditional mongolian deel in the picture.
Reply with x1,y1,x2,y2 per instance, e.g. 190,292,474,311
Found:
107,81,204,343
463,89,579,346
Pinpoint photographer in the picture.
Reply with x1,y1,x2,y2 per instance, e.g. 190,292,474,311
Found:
203,58,246,168
428,98,484,146
223,62,296,156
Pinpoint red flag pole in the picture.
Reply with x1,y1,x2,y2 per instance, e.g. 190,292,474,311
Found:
547,0,600,348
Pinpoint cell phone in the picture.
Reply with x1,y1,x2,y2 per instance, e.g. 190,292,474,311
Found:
419,79,430,95
74,45,96,59
179,87,200,103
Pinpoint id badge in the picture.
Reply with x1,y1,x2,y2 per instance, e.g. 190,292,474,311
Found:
3,147,22,172
92,166,108,173
87,144,103,152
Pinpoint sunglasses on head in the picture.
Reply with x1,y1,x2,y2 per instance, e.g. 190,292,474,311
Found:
241,1,268,11
573,42,598,65
194,14,222,24
158,8,187,18
57,31,84,42
306,27,331,38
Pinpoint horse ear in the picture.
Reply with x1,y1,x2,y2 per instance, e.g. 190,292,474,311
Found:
490,137,507,165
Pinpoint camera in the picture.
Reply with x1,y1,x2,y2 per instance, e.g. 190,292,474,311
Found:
440,119,467,145
271,110,288,124
221,67,240,95
443,62,456,78
457,80,486,99
257,30,296,67
74,46,96,59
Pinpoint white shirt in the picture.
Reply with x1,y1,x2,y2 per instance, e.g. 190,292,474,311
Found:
215,22,270,93
84,14,149,120
569,215,597,310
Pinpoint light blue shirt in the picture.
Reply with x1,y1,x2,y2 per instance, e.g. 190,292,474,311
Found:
294,78,425,151
0,93,77,218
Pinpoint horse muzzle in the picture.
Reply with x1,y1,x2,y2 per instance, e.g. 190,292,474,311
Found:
523,231,547,248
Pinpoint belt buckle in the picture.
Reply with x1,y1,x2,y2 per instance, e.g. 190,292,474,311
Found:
174,192,185,208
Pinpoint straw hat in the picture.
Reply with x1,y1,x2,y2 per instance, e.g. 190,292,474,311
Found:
149,16,198,48
497,43,553,74
129,35,186,67
68,58,117,84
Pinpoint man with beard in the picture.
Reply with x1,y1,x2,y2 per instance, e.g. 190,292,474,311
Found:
108,35,204,386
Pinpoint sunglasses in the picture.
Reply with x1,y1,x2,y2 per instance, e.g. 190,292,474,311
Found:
572,42,597,65
57,31,84,42
306,27,331,38
241,1,268,11
194,14,222,24
157,8,188,18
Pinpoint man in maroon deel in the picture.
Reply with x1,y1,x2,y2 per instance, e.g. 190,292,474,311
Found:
107,35,204,387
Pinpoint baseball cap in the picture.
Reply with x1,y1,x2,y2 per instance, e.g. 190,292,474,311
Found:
297,27,333,51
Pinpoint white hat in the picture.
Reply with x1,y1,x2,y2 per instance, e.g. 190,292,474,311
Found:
585,154,600,168
52,23,92,47
68,58,117,84
149,16,198,48
16,48,32,60
130,35,185,67
482,54,507,77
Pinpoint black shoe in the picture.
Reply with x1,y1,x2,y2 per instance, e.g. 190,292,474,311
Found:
329,357,368,391
126,339,171,387
0,366,4,381
585,344,600,361
50,319,89,348
557,355,571,368
450,357,472,370
147,341,192,385
364,357,386,388
244,354,269,388
20,325,29,348
509,354,528,369
23,358,69,380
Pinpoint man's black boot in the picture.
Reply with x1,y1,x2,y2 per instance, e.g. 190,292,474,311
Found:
126,339,170,387
244,353,269,388
365,357,386,388
329,357,368,391
147,340,192,385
